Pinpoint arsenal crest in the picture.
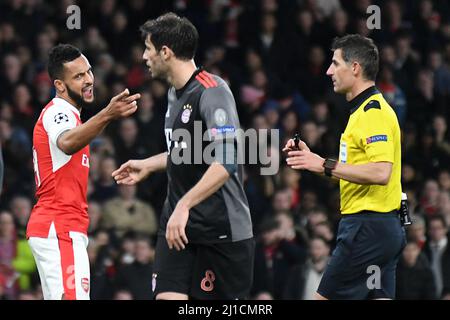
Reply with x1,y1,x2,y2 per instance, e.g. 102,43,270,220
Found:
81,277,89,293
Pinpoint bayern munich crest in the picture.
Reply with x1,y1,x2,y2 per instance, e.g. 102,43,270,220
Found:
181,104,192,123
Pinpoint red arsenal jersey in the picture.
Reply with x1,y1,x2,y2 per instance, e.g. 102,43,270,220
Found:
27,97,90,238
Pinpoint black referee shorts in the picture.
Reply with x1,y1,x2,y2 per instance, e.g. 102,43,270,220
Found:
317,211,406,300
152,236,255,300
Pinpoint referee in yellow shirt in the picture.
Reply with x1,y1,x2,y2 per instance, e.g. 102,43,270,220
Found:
285,34,406,299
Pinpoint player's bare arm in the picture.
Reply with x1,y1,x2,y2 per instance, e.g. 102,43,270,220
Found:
284,138,392,185
112,152,167,185
57,89,140,155
166,162,230,251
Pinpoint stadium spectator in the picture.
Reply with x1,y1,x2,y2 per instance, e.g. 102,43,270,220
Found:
88,229,116,300
0,210,36,300
433,115,450,159
0,210,19,299
252,216,306,299
279,166,301,210
377,65,407,127
296,45,330,101
0,273,6,300
0,144,3,195
423,214,450,298
9,195,32,237
101,184,158,239
114,236,154,300
91,156,119,203
420,179,441,216
87,201,103,236
283,236,331,299
407,214,427,249
396,241,437,300
438,191,450,227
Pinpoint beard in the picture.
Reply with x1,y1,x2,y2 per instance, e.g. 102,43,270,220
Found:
148,62,169,82
150,67,162,80
66,84,95,109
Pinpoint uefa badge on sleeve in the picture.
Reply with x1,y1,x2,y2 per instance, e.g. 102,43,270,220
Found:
181,104,192,123
214,108,227,126
54,112,69,124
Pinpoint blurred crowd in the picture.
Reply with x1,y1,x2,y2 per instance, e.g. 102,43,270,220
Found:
1,0,450,300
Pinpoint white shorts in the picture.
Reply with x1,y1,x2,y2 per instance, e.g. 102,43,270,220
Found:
28,223,90,300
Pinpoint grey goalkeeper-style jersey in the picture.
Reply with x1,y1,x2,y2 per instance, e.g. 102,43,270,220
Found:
159,68,253,243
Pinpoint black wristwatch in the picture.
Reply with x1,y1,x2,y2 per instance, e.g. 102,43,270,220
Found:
323,158,338,177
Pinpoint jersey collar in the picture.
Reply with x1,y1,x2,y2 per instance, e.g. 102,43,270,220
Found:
53,96,81,116
175,67,203,99
349,85,380,114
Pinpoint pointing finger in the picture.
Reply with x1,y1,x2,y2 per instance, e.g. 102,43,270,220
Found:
123,93,141,103
117,88,130,99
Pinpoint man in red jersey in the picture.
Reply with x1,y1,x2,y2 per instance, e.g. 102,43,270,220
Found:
27,44,140,300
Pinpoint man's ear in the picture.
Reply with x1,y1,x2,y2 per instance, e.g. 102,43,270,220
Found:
352,61,361,77
160,45,174,61
54,79,65,93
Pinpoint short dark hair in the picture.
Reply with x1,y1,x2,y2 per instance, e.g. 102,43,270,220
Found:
47,44,81,81
140,12,198,60
428,214,447,229
135,234,154,248
331,34,379,81
309,235,330,247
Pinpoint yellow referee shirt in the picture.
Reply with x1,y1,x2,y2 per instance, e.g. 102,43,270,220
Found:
339,86,401,214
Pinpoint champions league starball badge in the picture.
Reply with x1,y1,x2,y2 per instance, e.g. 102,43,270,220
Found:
214,108,227,126
181,104,192,123
54,112,69,124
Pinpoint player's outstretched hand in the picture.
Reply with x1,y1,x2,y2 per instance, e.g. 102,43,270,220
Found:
166,203,189,251
112,159,151,185
105,88,141,120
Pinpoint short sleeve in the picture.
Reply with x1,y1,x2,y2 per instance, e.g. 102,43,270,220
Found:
199,85,239,140
357,106,394,163
199,85,239,173
42,105,78,146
